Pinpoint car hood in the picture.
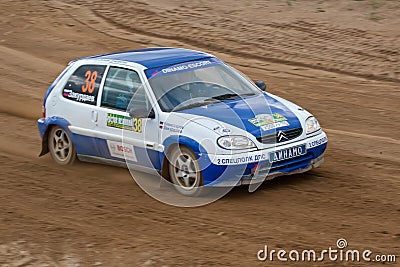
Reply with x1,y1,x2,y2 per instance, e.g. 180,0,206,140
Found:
177,93,302,138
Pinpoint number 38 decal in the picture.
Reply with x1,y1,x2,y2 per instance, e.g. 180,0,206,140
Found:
133,118,142,133
82,70,98,93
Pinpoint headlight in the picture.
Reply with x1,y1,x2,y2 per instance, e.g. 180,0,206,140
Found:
217,135,256,150
305,116,321,134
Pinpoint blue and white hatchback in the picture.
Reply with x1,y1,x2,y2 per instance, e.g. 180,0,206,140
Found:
38,47,327,195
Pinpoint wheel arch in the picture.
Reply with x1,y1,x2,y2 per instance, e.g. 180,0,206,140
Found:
160,135,207,180
38,117,72,157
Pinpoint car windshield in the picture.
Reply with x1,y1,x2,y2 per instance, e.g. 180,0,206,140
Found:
145,58,262,112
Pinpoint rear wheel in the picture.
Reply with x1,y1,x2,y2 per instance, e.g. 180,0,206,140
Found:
168,146,203,196
48,126,76,165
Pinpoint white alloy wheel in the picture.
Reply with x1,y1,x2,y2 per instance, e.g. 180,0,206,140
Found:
48,126,76,165
168,146,203,196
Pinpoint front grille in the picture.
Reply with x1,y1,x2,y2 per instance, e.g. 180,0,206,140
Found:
256,127,303,144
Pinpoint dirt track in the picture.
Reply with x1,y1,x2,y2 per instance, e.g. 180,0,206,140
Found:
1,0,399,266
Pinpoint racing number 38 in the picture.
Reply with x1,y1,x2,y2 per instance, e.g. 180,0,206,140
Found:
133,118,142,133
82,70,98,93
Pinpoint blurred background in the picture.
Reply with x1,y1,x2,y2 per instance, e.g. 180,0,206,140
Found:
0,0,399,266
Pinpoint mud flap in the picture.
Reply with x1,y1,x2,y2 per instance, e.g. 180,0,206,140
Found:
39,131,49,157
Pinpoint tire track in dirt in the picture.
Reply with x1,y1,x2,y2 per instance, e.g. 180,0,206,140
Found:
44,0,400,83
0,45,64,120
82,0,400,83
94,10,400,83
326,128,400,145
2,148,397,261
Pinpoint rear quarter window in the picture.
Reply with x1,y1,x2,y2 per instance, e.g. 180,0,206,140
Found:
63,64,106,105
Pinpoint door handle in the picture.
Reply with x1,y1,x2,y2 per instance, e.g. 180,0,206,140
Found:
91,110,98,123
145,142,155,149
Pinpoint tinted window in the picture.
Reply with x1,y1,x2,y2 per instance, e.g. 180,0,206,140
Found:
63,64,106,105
101,67,145,111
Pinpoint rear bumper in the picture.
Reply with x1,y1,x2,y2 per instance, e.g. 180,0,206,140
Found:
37,118,47,139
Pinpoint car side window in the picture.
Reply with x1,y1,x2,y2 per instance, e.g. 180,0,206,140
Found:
63,64,106,105
101,67,147,111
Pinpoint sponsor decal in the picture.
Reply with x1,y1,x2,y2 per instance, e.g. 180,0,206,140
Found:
213,126,231,134
269,144,306,163
214,152,268,165
106,140,137,161
249,113,289,131
159,121,183,133
261,121,290,131
107,113,142,133
63,89,95,103
161,60,212,74
145,58,223,78
307,136,328,149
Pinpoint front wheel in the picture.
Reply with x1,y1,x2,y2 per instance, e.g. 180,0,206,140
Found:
168,146,203,196
48,126,76,165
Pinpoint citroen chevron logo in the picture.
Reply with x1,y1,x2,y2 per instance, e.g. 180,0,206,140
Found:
277,130,288,142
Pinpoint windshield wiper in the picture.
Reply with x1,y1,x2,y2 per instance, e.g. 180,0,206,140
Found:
174,99,218,111
211,93,239,100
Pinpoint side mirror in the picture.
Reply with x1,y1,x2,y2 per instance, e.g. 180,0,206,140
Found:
255,80,267,91
128,107,155,119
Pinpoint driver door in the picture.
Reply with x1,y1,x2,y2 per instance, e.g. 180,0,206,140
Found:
94,65,160,169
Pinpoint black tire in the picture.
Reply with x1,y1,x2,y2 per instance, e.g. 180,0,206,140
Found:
48,126,76,165
168,146,203,196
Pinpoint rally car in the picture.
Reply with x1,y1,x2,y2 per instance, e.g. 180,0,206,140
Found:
38,47,327,195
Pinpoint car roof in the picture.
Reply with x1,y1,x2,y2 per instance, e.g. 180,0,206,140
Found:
77,47,213,69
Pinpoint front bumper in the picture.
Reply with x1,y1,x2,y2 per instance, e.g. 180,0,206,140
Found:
240,153,324,185
201,131,328,186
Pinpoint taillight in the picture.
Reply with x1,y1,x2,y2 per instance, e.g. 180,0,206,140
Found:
42,105,46,118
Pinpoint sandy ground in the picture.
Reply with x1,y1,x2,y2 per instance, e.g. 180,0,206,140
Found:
0,0,399,266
